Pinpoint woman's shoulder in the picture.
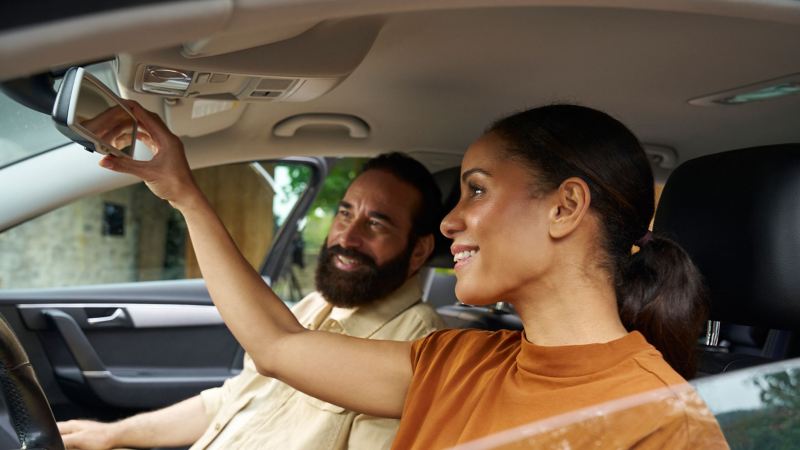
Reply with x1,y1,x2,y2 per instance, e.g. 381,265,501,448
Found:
410,328,522,370
628,340,691,388
419,327,521,348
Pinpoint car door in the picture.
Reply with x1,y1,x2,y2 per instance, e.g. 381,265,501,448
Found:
0,154,326,430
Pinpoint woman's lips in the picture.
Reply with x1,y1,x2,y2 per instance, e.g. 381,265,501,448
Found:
452,247,479,269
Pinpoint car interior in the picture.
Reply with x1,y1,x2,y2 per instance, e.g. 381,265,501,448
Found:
1,1,800,449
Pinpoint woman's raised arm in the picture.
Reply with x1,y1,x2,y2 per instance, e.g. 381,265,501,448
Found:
98,101,413,418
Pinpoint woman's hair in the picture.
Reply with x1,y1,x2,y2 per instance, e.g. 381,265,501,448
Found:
488,104,708,378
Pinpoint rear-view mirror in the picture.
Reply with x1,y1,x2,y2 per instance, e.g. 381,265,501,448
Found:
52,67,137,158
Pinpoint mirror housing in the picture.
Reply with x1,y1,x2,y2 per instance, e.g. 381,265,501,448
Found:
52,67,137,158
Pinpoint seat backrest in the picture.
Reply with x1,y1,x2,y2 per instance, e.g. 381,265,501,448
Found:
653,144,800,374
422,270,458,309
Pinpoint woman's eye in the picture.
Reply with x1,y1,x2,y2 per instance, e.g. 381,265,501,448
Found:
467,182,485,197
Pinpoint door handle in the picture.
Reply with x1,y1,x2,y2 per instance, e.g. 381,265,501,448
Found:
87,308,127,326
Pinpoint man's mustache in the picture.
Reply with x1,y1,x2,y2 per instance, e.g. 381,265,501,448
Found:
326,245,377,269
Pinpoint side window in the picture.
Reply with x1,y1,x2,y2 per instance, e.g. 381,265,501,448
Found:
0,160,312,288
0,61,117,169
271,158,366,304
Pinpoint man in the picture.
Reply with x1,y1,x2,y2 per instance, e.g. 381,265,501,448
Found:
58,153,446,450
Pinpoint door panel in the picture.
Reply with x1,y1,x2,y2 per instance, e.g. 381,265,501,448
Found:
0,157,327,430
0,279,243,421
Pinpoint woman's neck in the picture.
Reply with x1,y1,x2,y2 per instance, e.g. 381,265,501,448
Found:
509,268,629,347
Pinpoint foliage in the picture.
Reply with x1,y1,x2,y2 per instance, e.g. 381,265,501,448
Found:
754,368,800,411
282,163,312,199
715,368,800,450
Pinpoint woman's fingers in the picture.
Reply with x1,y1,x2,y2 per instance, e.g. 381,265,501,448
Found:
99,121,134,148
135,129,158,154
111,133,134,151
123,100,178,149
99,154,150,179
97,100,201,205
80,105,129,134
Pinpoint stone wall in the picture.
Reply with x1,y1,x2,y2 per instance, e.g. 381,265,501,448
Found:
0,163,277,289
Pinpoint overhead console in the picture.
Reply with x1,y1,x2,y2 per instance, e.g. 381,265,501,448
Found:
134,64,339,102
120,16,384,104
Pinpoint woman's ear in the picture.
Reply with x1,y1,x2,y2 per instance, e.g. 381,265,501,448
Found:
548,177,592,239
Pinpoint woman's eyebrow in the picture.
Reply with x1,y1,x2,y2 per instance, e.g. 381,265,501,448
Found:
461,168,491,182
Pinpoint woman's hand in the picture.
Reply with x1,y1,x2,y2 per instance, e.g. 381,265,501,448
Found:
98,100,201,210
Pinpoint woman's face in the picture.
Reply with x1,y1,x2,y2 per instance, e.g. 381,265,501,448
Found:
441,133,559,306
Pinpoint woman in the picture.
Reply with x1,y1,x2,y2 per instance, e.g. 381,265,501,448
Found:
102,102,727,449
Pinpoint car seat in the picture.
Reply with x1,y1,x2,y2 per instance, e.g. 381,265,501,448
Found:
653,144,800,376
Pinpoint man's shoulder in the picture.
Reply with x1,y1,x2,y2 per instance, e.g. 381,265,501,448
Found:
376,300,446,340
289,292,328,319
403,300,445,327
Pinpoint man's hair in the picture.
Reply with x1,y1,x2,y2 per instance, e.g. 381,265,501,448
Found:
360,152,443,238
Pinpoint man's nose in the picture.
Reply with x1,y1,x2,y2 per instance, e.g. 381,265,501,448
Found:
338,220,364,248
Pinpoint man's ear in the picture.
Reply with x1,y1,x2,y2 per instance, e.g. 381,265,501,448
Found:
548,177,592,239
408,234,435,276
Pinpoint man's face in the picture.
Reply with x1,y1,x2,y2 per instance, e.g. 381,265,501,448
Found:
315,169,424,308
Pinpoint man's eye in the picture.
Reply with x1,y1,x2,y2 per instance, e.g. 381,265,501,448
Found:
368,219,383,228
337,209,351,217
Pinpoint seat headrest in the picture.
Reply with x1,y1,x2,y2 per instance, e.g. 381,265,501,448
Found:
653,144,800,329
427,166,459,268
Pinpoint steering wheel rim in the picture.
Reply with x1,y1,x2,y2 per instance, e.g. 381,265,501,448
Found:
0,314,64,450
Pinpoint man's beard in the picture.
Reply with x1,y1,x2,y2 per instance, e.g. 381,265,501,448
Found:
315,241,414,308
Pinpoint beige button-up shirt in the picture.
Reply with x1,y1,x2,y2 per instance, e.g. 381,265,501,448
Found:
190,275,444,450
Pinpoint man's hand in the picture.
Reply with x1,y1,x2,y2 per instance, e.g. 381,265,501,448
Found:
56,396,208,450
98,100,201,210
58,419,118,450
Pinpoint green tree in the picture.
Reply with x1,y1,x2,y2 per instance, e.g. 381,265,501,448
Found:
718,368,800,449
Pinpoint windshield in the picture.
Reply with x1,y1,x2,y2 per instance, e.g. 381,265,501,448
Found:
0,61,118,168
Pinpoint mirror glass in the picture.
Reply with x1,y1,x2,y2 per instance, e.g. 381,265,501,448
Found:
53,67,139,158
75,77,137,156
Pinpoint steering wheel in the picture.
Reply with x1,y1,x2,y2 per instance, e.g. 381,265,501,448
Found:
0,314,64,450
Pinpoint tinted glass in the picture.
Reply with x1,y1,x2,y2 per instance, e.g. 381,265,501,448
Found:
693,359,800,449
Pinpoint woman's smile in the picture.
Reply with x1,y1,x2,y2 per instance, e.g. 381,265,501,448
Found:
452,245,480,269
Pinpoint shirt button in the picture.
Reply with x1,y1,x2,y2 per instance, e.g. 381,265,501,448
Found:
214,423,222,431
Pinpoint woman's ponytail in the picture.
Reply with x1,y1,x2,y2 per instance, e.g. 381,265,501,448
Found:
617,235,709,378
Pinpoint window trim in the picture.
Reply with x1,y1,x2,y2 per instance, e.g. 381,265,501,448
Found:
260,156,330,281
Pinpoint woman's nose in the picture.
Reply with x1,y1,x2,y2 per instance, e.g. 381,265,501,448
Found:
440,205,463,239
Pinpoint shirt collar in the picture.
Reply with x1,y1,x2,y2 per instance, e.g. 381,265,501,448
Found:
306,274,423,338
